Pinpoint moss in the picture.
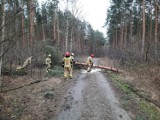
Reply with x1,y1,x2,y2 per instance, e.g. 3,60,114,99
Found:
110,74,134,95
139,101,160,120
11,105,23,118
107,73,160,120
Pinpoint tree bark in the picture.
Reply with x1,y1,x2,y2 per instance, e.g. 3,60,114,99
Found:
141,0,146,60
70,31,73,52
42,23,46,41
145,0,152,61
22,8,25,48
57,13,60,48
0,0,5,87
53,4,57,43
129,7,133,44
65,0,69,51
29,0,35,48
154,2,158,61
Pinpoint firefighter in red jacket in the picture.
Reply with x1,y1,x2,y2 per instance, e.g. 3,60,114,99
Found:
62,52,73,79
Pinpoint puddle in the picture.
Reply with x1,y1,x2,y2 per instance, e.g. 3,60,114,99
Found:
81,68,101,74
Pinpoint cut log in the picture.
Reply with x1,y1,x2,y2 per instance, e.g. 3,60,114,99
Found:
94,65,123,73
75,62,123,73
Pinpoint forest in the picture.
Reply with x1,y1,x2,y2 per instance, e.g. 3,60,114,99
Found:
106,0,160,64
0,0,160,120
0,0,106,81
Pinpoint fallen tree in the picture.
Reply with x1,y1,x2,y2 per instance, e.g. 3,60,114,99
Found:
75,62,123,73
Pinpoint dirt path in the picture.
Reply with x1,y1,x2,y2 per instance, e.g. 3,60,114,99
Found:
53,59,131,120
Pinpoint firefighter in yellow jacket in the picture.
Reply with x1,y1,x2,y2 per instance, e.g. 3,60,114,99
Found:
87,54,94,72
70,53,75,67
45,54,52,72
62,52,73,79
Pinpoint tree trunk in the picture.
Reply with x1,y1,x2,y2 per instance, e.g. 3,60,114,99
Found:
29,0,35,48
53,5,57,43
115,28,118,48
141,0,146,60
20,0,25,48
124,22,127,48
145,0,152,61
22,8,25,48
57,13,60,48
65,0,69,51
42,22,45,41
129,8,133,44
154,2,158,61
0,0,5,87
70,31,73,52
120,24,124,49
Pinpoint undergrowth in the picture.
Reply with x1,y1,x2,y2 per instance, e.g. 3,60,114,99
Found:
106,72,160,120
47,65,63,77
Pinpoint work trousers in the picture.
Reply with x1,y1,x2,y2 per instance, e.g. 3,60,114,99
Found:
87,64,92,72
64,67,72,78
46,64,51,72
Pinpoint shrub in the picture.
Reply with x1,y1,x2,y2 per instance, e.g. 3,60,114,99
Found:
42,40,63,66
47,65,63,77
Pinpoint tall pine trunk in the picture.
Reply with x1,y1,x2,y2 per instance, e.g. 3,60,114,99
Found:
141,0,146,60
129,7,133,44
154,2,159,61
20,0,25,48
29,0,35,48
42,23,45,41
65,0,69,52
0,0,5,88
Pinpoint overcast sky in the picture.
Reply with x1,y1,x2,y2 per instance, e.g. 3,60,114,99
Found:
38,0,110,37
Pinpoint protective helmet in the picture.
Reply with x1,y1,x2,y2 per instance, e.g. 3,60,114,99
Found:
71,53,74,56
65,52,70,57
48,54,51,57
90,54,94,58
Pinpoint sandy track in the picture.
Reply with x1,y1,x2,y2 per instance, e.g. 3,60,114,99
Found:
54,59,131,120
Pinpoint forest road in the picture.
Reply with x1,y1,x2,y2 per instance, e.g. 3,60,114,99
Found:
53,59,131,120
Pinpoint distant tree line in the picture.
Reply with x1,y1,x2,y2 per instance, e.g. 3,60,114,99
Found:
106,0,160,63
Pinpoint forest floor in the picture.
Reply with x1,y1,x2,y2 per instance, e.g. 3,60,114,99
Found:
0,57,160,120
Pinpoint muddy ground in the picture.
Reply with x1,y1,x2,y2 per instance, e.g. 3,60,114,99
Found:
0,57,160,120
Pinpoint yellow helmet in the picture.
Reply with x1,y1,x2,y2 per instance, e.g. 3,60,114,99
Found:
71,53,74,56
48,54,51,57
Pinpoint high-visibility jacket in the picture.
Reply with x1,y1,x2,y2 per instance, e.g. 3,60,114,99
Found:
63,57,72,68
45,57,52,65
70,56,74,62
87,56,93,65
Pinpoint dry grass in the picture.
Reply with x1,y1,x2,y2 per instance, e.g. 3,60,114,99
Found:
99,57,160,106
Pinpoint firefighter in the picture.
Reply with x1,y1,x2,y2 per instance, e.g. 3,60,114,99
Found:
70,53,75,68
87,54,94,72
62,52,72,79
45,54,52,73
